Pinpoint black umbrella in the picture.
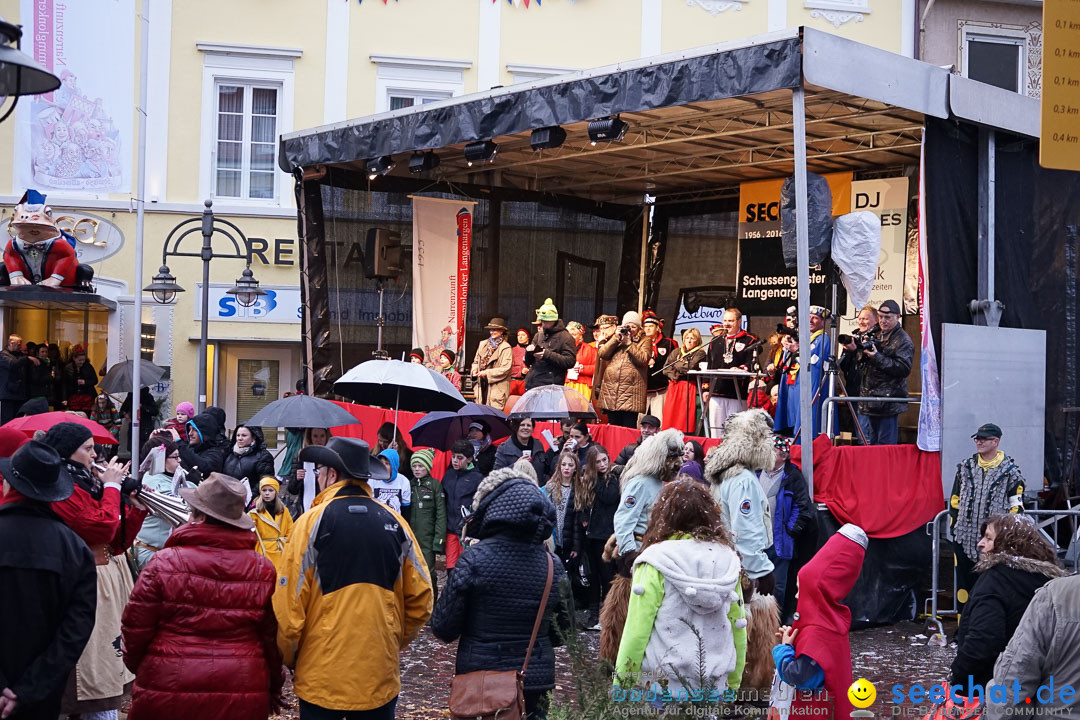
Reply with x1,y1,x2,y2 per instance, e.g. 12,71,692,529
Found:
98,359,167,393
243,394,360,429
408,402,511,451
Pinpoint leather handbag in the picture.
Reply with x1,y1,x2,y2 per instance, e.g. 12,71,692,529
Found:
448,554,554,720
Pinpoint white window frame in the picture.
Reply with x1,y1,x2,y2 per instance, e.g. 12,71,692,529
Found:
804,0,871,28
198,43,299,207
506,63,576,85
961,25,1027,96
371,54,471,114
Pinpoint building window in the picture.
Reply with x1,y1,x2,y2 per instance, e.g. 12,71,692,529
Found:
197,42,300,206
962,27,1026,95
371,54,471,114
214,83,280,199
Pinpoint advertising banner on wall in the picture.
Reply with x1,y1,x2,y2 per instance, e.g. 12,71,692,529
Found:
735,173,851,315
839,176,910,333
411,196,477,367
15,0,134,194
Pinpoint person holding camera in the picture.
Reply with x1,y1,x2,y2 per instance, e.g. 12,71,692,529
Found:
597,311,652,428
837,305,879,440
841,299,912,445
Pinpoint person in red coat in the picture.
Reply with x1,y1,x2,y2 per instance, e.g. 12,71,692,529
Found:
122,473,283,720
565,321,598,401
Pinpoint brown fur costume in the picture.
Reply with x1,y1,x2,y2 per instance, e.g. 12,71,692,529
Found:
597,429,684,663
741,577,781,693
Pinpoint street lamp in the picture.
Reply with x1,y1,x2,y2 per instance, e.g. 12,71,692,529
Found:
0,17,61,124
145,199,264,412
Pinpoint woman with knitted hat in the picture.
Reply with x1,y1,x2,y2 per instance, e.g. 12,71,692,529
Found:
437,348,462,391
250,476,294,571
34,421,147,718
597,311,651,427
524,298,578,390
409,448,446,602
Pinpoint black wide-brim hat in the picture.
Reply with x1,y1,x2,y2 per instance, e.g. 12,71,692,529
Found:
0,440,72,503
299,436,390,481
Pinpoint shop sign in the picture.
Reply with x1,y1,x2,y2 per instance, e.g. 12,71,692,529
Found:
1,210,125,265
195,284,302,324
1041,0,1080,171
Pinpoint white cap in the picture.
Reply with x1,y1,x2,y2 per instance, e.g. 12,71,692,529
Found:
622,311,642,327
837,523,869,550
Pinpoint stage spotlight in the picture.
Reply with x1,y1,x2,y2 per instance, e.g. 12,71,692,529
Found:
408,151,440,174
365,156,395,180
588,116,629,146
464,140,498,167
530,126,566,151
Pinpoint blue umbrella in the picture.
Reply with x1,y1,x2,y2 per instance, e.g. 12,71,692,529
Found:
408,402,511,451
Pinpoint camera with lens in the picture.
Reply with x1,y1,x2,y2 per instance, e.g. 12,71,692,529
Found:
618,324,631,337
839,329,881,351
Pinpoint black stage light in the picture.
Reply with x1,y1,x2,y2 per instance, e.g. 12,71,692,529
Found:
408,151,440,174
464,140,498,167
365,156,395,180
530,126,566,151
588,116,629,145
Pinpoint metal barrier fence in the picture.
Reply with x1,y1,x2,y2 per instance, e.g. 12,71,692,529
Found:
822,396,919,442
923,507,1080,645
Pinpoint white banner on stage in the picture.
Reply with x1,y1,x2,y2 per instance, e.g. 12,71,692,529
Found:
411,196,477,368
15,0,135,195
840,177,909,331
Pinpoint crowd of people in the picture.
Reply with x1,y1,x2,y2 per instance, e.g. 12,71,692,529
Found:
0,336,111,423
414,297,914,446
0,309,1073,720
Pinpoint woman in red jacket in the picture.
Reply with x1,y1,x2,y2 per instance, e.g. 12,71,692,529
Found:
36,422,146,718
565,321,598,401
122,473,282,720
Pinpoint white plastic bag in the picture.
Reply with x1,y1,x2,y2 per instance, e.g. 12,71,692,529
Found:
768,669,796,719
832,211,882,310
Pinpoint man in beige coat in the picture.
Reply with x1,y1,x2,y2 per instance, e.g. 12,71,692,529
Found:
597,311,651,428
470,317,514,410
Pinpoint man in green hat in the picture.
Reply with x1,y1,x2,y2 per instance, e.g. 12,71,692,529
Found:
524,298,578,391
949,422,1026,607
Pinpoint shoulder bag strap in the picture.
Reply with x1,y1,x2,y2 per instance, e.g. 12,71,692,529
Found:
520,553,554,676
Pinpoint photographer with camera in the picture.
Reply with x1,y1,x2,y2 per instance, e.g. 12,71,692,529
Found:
597,311,652,428
841,299,912,445
837,305,879,441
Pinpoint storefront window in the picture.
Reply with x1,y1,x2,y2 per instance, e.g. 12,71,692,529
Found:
8,308,109,371
237,358,279,438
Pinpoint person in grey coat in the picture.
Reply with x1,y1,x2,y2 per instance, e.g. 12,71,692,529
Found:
986,574,1080,718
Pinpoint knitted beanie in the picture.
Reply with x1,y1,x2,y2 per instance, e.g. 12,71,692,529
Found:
536,298,559,322
42,422,93,459
176,401,196,418
411,448,435,474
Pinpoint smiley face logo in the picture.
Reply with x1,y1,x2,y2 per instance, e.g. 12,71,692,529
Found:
848,678,876,708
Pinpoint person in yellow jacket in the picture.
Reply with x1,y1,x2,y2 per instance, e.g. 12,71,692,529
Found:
250,476,293,571
273,437,433,717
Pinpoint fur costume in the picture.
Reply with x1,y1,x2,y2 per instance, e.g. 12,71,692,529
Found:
600,429,686,664
4,190,78,287
741,578,781,694
704,409,776,487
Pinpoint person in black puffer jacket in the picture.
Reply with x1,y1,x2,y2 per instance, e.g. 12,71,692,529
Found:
431,468,575,720
222,424,276,503
950,513,1066,689
569,445,621,630
172,409,229,479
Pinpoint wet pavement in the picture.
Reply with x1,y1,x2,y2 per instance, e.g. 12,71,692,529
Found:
272,607,960,718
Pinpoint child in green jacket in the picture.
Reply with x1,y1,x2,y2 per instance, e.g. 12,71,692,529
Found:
615,479,747,701
410,448,447,601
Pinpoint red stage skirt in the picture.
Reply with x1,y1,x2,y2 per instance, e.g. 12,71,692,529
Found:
662,379,697,434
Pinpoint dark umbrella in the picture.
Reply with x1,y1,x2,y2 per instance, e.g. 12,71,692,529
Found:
98,359,166,394
508,384,597,421
334,359,466,413
408,402,511,451
243,394,360,429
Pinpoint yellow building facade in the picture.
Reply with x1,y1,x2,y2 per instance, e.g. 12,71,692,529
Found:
0,0,911,448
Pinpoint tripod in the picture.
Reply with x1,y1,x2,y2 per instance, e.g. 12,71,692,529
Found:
372,278,389,360
794,354,866,445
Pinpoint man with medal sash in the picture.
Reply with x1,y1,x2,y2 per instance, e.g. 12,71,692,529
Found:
704,308,757,438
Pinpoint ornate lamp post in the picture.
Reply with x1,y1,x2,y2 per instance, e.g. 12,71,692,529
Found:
145,200,265,412
0,17,61,123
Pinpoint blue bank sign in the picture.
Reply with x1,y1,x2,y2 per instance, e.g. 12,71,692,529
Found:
194,284,302,324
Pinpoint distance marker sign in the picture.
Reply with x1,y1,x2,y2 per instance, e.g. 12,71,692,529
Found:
1041,0,1080,171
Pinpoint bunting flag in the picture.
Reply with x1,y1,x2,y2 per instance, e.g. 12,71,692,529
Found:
359,0,557,6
